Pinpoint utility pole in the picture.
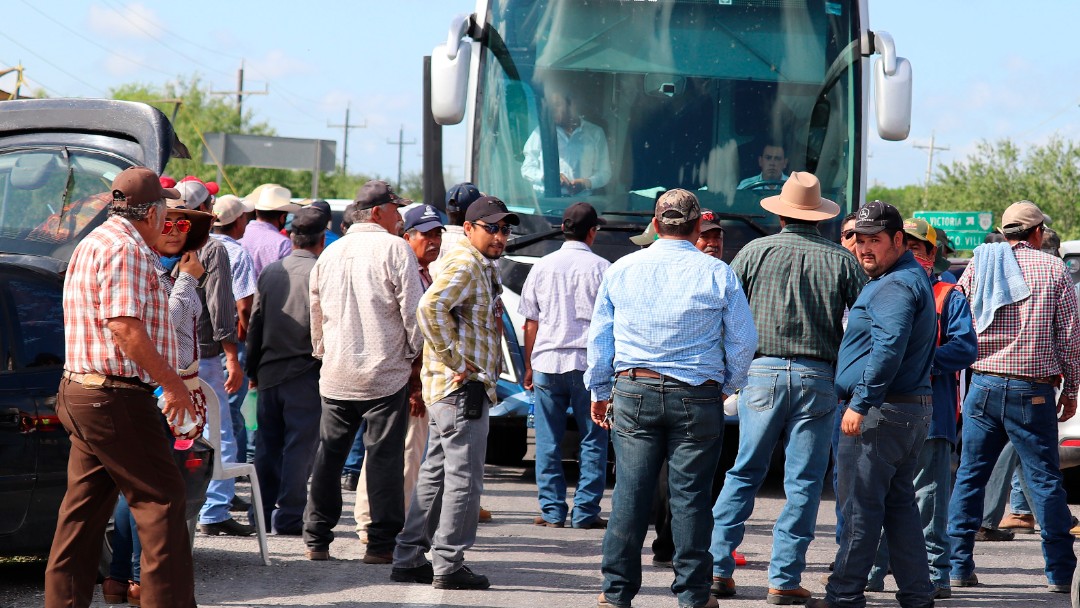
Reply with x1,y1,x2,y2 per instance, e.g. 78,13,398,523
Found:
913,131,950,206
211,60,267,128
327,104,366,176
386,125,416,191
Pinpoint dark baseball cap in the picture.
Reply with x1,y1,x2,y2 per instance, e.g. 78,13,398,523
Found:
465,196,520,225
291,206,329,236
404,204,446,233
354,180,406,210
445,182,483,213
111,166,179,207
309,200,332,216
852,200,903,235
562,202,605,233
700,209,724,233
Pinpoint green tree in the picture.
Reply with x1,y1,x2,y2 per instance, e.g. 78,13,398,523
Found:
110,75,401,201
929,137,1080,240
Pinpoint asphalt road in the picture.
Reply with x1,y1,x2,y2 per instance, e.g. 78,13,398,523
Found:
0,465,1074,607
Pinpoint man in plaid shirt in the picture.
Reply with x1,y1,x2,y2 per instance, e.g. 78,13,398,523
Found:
947,200,1080,593
45,167,198,608
391,196,518,591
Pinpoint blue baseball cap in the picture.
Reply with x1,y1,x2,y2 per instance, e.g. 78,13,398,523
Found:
445,182,483,214
404,204,446,233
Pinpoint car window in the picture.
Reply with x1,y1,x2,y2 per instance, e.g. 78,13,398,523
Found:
7,278,64,369
0,148,130,261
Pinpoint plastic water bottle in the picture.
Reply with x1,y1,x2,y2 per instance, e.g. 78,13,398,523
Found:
526,391,536,429
154,386,200,435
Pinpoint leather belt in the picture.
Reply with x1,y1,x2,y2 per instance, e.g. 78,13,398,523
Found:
976,371,1058,386
63,371,154,393
755,353,834,365
884,393,932,405
615,368,718,387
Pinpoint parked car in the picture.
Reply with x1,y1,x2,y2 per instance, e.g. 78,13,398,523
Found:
0,99,213,564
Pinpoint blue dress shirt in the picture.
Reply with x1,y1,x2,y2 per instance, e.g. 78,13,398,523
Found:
585,238,758,401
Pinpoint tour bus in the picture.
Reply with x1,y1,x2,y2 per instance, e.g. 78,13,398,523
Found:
422,0,913,462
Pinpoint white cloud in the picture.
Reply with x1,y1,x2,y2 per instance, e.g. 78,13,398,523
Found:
87,2,162,40
245,50,312,81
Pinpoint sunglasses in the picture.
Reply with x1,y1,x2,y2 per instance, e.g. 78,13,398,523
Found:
842,230,856,240
161,219,192,234
474,222,513,235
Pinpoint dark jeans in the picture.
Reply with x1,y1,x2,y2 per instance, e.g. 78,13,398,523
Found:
254,366,322,534
948,374,1076,586
303,385,408,555
46,379,194,608
826,402,934,608
601,377,723,608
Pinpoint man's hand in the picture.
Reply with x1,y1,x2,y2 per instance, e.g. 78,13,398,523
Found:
160,384,197,431
841,408,865,436
409,390,427,418
523,366,533,391
570,178,591,193
1059,395,1077,423
559,173,572,189
248,379,258,391
224,357,243,394
591,400,611,430
451,362,479,385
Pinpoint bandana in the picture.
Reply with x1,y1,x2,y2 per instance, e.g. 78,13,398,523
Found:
913,252,935,276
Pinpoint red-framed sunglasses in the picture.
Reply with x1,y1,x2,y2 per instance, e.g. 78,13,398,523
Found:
161,219,192,234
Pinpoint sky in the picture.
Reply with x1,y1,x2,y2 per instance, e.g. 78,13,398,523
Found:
1,1,1077,193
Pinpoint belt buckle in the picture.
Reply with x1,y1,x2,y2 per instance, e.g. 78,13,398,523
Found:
82,373,107,388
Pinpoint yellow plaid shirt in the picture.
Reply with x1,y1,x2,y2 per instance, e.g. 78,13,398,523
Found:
419,239,504,405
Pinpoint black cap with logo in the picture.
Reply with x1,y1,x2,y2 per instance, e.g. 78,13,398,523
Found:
465,196,520,225
852,200,903,235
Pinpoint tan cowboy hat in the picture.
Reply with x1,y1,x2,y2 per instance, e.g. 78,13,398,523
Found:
759,171,840,221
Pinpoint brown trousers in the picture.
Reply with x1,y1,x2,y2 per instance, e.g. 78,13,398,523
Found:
45,378,195,608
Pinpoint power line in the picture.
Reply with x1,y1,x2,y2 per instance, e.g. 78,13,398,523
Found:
0,31,105,95
0,60,57,97
18,0,177,80
328,104,367,175
95,0,232,79
913,131,950,205
98,0,244,63
386,125,416,190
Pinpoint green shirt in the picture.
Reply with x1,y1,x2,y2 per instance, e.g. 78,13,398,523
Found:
730,223,864,362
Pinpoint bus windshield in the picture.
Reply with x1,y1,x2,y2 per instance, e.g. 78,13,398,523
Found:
471,0,861,257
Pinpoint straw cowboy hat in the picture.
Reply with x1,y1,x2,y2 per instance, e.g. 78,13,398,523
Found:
759,171,840,221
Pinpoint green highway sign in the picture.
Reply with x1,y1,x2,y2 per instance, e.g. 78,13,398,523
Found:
945,231,988,251
913,211,994,252
913,211,994,232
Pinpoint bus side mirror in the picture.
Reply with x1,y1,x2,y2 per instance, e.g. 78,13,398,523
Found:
431,15,474,126
872,31,912,141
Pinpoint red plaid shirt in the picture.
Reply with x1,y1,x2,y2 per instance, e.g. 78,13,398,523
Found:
63,216,178,384
957,241,1080,396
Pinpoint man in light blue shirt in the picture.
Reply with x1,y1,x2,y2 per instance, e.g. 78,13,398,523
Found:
520,202,611,530
586,189,757,608
737,142,789,190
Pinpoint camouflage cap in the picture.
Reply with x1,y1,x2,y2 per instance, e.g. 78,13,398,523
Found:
655,189,701,226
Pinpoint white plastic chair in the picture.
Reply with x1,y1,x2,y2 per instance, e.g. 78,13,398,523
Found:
200,378,271,565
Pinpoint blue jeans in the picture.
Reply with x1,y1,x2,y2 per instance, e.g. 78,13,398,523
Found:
222,346,249,464
867,437,953,589
826,401,934,608
533,370,608,527
710,356,835,589
600,376,722,608
199,359,238,525
109,493,140,583
947,374,1076,585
